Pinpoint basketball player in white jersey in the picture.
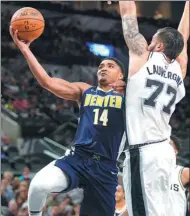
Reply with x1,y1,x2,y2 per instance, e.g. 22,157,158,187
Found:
169,135,190,216
116,1,189,216
115,184,128,216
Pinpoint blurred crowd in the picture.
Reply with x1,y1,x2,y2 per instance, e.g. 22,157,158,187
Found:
1,170,83,216
1,67,79,122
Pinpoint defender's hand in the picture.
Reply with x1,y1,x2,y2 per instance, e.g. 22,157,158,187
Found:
109,80,126,93
9,26,32,51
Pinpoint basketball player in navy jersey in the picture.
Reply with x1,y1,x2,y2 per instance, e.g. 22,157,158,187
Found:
10,26,125,216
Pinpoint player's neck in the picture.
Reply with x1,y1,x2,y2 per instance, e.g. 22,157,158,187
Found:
98,85,112,92
115,199,126,209
162,52,172,63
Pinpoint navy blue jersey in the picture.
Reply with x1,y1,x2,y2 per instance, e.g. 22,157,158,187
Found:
72,86,125,161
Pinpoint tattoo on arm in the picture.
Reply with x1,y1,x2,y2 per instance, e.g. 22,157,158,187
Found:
122,16,148,56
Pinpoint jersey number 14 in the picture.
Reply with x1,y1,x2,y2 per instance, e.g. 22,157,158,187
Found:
93,109,108,126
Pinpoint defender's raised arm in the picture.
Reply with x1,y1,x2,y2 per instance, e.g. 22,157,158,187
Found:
119,1,148,57
177,1,189,79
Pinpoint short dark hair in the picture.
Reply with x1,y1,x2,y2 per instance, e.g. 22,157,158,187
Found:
157,27,184,60
102,57,125,75
171,135,182,152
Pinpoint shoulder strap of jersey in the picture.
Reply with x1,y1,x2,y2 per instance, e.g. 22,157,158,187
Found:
177,165,186,191
147,52,153,60
80,86,96,107
82,86,97,95
115,205,127,214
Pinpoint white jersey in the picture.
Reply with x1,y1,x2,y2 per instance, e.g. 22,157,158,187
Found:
124,52,185,146
169,165,187,216
114,205,127,216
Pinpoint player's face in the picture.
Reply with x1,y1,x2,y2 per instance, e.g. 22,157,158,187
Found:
115,185,125,202
148,34,164,53
97,60,123,86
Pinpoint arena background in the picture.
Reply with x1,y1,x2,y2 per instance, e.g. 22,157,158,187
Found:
1,1,190,216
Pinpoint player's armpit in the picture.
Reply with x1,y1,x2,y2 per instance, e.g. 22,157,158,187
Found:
181,167,190,186
45,78,91,102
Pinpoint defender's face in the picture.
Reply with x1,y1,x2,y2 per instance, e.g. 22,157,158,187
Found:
97,60,123,86
115,185,125,201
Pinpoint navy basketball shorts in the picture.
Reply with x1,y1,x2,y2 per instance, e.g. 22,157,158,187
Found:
55,152,118,216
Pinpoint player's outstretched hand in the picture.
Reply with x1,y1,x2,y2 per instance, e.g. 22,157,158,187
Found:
109,79,126,94
9,26,32,51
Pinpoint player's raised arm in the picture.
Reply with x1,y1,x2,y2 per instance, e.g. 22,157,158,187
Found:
119,1,149,57
177,1,189,79
9,27,90,102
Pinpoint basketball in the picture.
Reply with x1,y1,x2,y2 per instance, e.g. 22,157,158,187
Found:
10,7,45,41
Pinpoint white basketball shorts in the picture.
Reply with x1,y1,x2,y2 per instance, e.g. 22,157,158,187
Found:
123,141,175,216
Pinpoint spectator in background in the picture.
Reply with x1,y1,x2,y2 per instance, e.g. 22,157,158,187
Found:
17,202,28,216
12,96,30,112
19,166,32,182
15,191,26,209
73,204,80,216
46,194,60,207
19,180,30,190
8,199,18,216
154,10,164,20
47,205,60,216
6,77,20,94
1,135,12,157
115,184,128,216
17,209,28,216
16,186,28,202
1,171,14,202
12,177,21,191
4,99,15,111
1,179,11,206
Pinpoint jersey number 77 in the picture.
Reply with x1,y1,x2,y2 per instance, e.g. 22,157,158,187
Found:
144,79,177,115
